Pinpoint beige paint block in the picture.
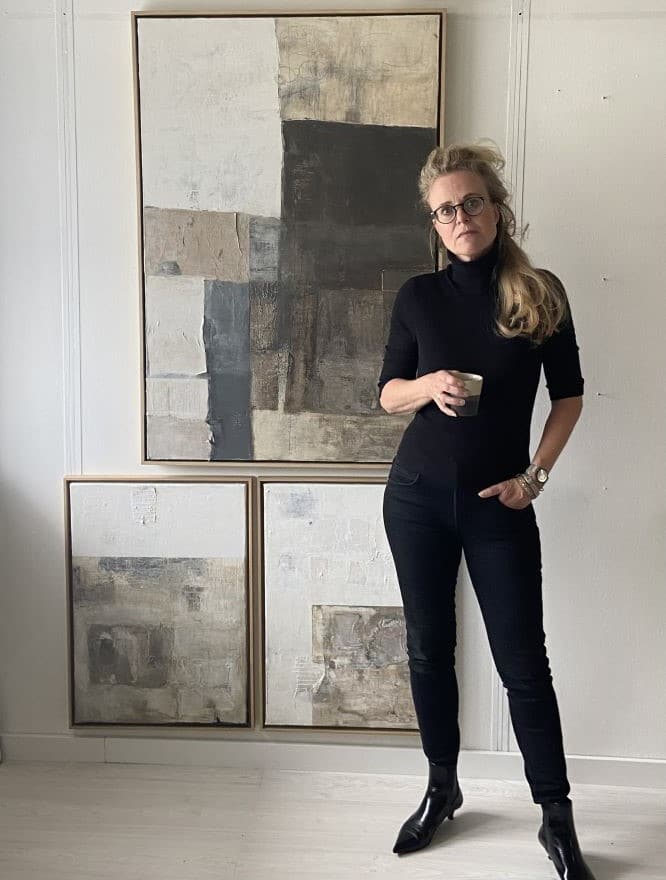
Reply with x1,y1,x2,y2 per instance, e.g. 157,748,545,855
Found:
146,415,211,461
311,605,416,729
145,276,206,376
251,410,411,462
146,377,209,421
144,208,250,281
276,15,440,128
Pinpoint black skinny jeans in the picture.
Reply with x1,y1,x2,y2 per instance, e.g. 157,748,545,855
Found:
383,459,571,805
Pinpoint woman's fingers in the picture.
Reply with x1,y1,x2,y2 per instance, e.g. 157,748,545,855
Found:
428,371,470,416
435,400,456,416
499,478,532,509
482,479,532,509
480,480,531,509
444,381,469,399
434,371,469,398
433,390,461,416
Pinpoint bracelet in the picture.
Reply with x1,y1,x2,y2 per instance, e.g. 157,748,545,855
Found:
522,472,542,497
514,473,539,500
517,475,538,500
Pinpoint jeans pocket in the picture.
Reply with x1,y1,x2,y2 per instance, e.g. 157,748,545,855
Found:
388,461,421,487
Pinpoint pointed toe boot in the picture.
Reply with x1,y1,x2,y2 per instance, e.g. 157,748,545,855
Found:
538,798,597,880
392,762,463,856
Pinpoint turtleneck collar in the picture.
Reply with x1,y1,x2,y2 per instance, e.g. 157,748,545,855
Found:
444,233,500,294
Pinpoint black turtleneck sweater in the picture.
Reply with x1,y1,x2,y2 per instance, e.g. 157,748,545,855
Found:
377,236,584,487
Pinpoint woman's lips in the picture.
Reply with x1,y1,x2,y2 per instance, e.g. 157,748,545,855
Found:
458,230,477,238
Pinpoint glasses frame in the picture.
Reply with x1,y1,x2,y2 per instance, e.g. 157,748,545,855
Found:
429,195,487,225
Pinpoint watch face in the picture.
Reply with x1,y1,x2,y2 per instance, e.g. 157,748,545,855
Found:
536,468,548,483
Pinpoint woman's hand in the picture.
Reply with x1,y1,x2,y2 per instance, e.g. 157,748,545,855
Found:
421,370,470,416
478,478,533,509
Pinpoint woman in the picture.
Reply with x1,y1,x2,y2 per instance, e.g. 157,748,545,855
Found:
378,142,595,880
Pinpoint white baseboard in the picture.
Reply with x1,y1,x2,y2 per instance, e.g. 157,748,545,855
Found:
2,733,665,789
1,734,105,763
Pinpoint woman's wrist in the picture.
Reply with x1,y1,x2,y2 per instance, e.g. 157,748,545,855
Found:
380,377,432,414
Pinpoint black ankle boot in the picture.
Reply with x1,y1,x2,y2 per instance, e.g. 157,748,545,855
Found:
392,762,463,855
538,798,597,879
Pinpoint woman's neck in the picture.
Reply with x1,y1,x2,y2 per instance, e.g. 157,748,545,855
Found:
445,234,500,292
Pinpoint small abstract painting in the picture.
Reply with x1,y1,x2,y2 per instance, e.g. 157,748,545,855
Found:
261,480,417,730
133,12,443,462
67,480,250,725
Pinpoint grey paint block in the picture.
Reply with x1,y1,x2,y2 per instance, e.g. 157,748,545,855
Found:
72,556,248,725
87,623,173,688
278,221,431,291
382,267,427,292
281,119,436,227
249,350,281,413
249,217,281,411
203,280,252,460
284,287,386,416
249,216,280,282
383,290,399,350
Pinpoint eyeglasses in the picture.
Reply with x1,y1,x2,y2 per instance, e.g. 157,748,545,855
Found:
429,196,486,224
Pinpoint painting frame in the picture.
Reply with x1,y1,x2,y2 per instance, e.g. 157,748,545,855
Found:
258,476,419,736
131,8,447,466
64,475,254,729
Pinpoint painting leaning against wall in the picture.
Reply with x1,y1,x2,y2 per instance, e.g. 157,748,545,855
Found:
133,11,444,462
66,479,251,726
261,479,418,731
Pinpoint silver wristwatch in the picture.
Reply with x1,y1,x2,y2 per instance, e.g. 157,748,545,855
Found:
525,463,549,490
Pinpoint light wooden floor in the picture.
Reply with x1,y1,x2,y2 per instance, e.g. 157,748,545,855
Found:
0,762,665,879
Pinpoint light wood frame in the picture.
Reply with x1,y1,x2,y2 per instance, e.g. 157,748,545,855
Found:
64,475,255,729
257,475,418,735
131,7,447,467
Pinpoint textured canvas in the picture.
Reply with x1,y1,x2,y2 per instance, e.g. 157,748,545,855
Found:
262,481,417,729
136,13,442,462
68,482,249,725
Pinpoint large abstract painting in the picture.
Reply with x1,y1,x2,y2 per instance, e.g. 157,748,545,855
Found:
261,480,417,730
133,11,444,462
66,479,251,726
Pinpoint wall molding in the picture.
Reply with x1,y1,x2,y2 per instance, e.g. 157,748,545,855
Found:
55,0,83,475
488,0,533,755
505,0,531,241
2,733,665,790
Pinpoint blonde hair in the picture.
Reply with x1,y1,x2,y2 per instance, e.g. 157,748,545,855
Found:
419,141,569,345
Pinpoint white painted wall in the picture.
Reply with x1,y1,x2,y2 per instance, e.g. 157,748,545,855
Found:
1,0,665,784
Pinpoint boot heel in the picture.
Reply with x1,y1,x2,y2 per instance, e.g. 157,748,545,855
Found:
447,786,464,820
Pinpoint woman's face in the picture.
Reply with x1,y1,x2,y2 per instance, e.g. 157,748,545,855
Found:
428,170,500,262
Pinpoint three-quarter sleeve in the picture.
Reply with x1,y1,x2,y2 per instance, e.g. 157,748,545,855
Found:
540,275,584,401
377,278,418,396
